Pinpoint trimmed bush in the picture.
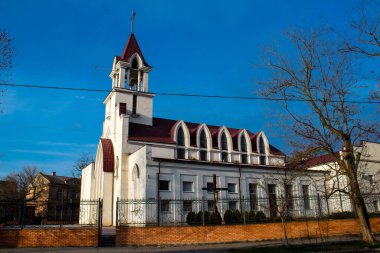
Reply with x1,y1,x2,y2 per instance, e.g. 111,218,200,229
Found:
245,210,256,223
255,211,266,222
186,211,197,225
224,210,243,224
327,211,356,219
208,211,222,225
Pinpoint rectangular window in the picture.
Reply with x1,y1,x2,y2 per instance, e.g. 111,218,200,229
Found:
285,184,293,210
241,154,248,164
260,155,266,165
221,152,228,162
183,181,193,192
207,182,214,193
159,180,170,191
183,200,192,212
132,95,137,115
228,183,237,193
119,102,127,115
302,185,310,210
177,148,185,159
207,200,215,211
229,201,237,211
268,184,277,217
57,189,63,200
249,183,258,211
160,200,170,212
200,150,207,161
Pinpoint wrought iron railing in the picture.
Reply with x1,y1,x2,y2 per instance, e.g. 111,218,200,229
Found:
116,193,380,227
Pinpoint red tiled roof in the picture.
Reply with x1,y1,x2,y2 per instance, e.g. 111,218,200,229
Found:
301,153,338,168
100,138,115,172
128,117,285,156
118,33,150,67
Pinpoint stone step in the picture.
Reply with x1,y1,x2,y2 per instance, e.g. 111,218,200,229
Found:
100,235,116,247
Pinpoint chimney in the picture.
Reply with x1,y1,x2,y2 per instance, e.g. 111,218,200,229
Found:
52,171,56,176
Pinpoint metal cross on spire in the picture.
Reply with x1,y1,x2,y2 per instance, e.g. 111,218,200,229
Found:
131,10,136,34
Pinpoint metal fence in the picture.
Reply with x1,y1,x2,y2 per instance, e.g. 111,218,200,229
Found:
116,193,380,227
0,198,100,228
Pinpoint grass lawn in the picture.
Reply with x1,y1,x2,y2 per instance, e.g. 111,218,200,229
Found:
229,240,380,253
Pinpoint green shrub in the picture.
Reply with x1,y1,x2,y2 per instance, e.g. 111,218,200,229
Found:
245,210,256,223
255,211,266,222
224,210,233,224
186,211,197,225
208,211,222,225
224,210,243,224
327,211,356,219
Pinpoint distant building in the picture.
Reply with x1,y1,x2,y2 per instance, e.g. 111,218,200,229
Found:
28,172,81,223
304,141,380,213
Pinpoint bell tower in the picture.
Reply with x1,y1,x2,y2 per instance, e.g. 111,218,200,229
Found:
106,12,154,127
110,33,152,92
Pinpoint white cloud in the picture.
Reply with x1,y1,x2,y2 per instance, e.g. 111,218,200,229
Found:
11,149,74,157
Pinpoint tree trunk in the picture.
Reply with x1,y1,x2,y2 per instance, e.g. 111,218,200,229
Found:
353,194,375,244
281,216,289,247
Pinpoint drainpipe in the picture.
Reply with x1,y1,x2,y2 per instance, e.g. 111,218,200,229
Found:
238,167,245,224
156,161,161,226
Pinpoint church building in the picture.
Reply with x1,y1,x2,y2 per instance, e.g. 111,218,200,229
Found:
80,30,326,226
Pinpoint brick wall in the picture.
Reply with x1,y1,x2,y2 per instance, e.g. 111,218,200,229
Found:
116,218,380,246
0,227,98,248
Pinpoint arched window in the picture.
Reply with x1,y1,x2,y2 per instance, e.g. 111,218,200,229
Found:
241,135,248,164
177,126,185,159
221,132,228,162
131,58,138,69
132,164,140,181
199,129,208,161
259,136,266,165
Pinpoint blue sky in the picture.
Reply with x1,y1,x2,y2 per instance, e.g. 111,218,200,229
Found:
0,0,377,178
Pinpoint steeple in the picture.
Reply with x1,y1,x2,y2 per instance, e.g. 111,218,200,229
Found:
106,12,154,126
110,12,152,92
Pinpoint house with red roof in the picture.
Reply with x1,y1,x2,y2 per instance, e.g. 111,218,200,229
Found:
80,30,328,226
303,141,380,214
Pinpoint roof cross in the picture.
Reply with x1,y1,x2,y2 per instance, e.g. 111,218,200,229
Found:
131,10,136,34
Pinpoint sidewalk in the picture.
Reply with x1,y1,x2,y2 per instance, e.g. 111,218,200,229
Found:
0,235,378,253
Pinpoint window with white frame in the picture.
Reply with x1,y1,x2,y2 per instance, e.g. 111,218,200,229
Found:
240,134,248,164
221,132,228,162
159,180,170,191
249,183,258,211
285,184,293,210
177,126,185,159
228,183,237,193
259,136,266,165
199,129,208,161
207,200,215,211
229,201,237,211
207,182,214,193
302,185,311,210
183,200,192,212
160,200,170,212
182,181,193,192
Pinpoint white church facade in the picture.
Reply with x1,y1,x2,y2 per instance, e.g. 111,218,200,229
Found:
80,32,329,226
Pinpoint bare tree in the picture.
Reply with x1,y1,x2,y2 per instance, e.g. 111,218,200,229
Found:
344,1,380,57
5,167,45,202
72,153,94,178
0,30,14,80
260,30,378,244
